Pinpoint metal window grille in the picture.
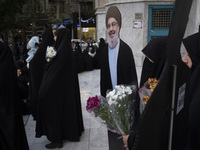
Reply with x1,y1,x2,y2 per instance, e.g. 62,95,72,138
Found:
152,9,172,29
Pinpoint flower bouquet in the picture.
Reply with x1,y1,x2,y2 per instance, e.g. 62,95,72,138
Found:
46,46,57,62
139,78,158,114
88,47,96,57
86,95,120,133
86,85,136,135
106,85,136,135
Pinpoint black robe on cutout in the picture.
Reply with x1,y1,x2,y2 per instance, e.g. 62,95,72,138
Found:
100,39,138,150
29,28,54,120
0,41,29,150
36,28,84,143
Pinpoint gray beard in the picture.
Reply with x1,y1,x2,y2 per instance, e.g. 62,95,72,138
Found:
107,35,119,49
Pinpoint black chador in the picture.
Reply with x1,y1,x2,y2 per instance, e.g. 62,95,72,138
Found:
183,32,200,150
0,41,29,150
29,28,54,120
36,28,84,146
127,37,168,149
140,36,168,87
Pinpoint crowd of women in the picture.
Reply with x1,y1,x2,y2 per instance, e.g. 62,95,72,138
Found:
72,37,106,73
0,9,200,149
0,27,86,149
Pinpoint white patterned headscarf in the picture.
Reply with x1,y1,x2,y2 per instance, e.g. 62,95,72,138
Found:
26,36,39,63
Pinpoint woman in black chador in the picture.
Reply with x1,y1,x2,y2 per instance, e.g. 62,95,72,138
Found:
29,28,54,120
139,36,168,87
0,41,29,150
36,28,84,149
74,42,84,73
183,31,200,150
124,36,168,149
83,42,95,71
93,38,106,69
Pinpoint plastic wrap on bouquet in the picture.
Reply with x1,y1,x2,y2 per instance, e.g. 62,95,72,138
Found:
86,84,137,136
106,84,137,135
86,95,120,134
139,78,158,114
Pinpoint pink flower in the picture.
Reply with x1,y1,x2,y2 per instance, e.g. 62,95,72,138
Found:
86,95,100,113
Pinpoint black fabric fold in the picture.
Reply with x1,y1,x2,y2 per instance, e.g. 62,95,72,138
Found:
0,41,29,150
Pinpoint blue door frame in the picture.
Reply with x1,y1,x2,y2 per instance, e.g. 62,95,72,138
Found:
148,5,174,42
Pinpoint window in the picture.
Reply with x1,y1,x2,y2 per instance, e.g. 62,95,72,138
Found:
148,5,174,42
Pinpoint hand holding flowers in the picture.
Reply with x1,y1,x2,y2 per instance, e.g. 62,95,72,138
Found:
88,47,96,57
86,85,136,135
46,46,57,62
106,85,135,135
86,95,120,133
139,78,158,114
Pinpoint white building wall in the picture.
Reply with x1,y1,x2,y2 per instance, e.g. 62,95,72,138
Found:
179,0,199,54
184,0,200,37
96,11,107,41
116,2,145,67
96,0,199,68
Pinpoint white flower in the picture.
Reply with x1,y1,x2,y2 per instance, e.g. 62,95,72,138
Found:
125,86,132,95
117,85,126,95
116,90,122,96
115,85,121,91
108,97,112,102
112,94,118,101
107,90,115,98
108,100,113,105
108,100,118,106
46,46,57,62
106,93,111,99
119,96,123,99
122,94,126,98
121,86,125,94
26,63,29,69
88,51,96,57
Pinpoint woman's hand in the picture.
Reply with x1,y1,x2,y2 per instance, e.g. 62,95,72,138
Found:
182,53,192,68
122,134,129,148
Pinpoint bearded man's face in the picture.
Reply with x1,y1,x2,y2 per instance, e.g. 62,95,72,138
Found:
107,17,120,48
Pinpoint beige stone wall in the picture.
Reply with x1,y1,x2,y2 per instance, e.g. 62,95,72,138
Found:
96,0,175,67
95,0,200,68
181,0,199,54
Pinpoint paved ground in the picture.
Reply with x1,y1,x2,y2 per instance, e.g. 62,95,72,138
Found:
23,68,142,150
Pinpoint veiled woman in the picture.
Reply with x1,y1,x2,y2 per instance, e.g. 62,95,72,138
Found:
29,28,54,120
36,28,84,149
93,38,106,69
0,41,29,150
139,36,168,87
83,42,94,71
183,31,200,150
123,36,168,149
74,42,84,73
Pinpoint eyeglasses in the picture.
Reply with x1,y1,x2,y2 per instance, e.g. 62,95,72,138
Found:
107,22,118,29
